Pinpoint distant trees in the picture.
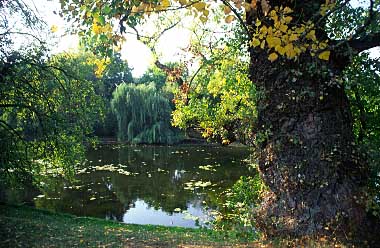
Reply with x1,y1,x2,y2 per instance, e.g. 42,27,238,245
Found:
111,82,183,144
91,53,134,137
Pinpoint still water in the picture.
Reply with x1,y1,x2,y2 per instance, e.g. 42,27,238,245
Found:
33,145,253,228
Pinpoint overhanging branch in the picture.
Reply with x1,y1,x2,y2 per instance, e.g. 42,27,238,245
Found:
347,32,380,53
220,0,250,39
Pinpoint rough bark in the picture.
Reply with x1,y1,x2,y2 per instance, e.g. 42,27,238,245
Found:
246,0,380,243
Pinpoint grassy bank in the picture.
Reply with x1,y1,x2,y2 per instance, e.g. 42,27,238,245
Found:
0,204,355,247
0,204,253,247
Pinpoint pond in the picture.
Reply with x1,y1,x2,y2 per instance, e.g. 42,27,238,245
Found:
16,145,255,228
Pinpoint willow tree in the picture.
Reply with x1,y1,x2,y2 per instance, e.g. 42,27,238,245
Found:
60,0,380,241
111,82,182,144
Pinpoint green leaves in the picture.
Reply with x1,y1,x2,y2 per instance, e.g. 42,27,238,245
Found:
344,52,380,217
111,82,183,144
103,5,111,15
0,50,104,185
172,46,256,144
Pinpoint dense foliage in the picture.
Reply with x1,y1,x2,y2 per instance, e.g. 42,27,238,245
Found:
0,50,103,185
92,53,134,137
0,2,103,187
172,46,255,144
111,82,183,144
344,53,380,215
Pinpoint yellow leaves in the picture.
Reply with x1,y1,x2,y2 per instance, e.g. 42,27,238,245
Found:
192,1,209,23
92,22,102,34
92,21,112,35
306,30,316,41
279,24,288,33
318,50,330,60
284,43,297,58
225,15,235,23
255,19,261,27
224,6,231,14
248,5,332,62
283,16,293,24
91,58,110,78
266,37,281,48
250,38,260,47
200,14,208,23
193,2,206,11
275,45,285,55
162,0,171,8
295,26,306,34
318,41,328,49
259,25,267,35
268,52,278,62
283,6,292,14
131,5,139,13
50,25,58,33
269,10,278,22
113,44,122,52
260,40,266,49
178,0,187,5
289,33,298,41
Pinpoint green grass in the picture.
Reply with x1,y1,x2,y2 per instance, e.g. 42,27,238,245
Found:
0,204,356,247
0,204,253,247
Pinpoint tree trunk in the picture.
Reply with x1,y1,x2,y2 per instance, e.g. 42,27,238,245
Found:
246,1,378,242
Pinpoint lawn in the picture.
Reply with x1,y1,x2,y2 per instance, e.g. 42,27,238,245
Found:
0,204,253,247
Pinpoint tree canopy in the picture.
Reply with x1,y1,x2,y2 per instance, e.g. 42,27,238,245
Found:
0,2,104,185
1,0,379,244
58,0,380,242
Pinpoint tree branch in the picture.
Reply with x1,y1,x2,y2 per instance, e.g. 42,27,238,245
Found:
351,0,375,40
314,0,351,27
1,31,45,44
0,119,25,142
347,31,380,53
220,0,250,39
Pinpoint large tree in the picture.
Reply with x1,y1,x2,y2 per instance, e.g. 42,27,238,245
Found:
0,1,103,187
245,0,380,241
60,0,380,242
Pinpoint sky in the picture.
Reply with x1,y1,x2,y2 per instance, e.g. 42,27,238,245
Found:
26,0,379,77
29,0,192,77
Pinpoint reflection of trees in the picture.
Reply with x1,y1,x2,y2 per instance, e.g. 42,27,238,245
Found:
36,145,253,221
112,146,253,213
35,174,126,221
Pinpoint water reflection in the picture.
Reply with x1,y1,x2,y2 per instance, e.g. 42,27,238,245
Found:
122,199,206,227
33,145,253,228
